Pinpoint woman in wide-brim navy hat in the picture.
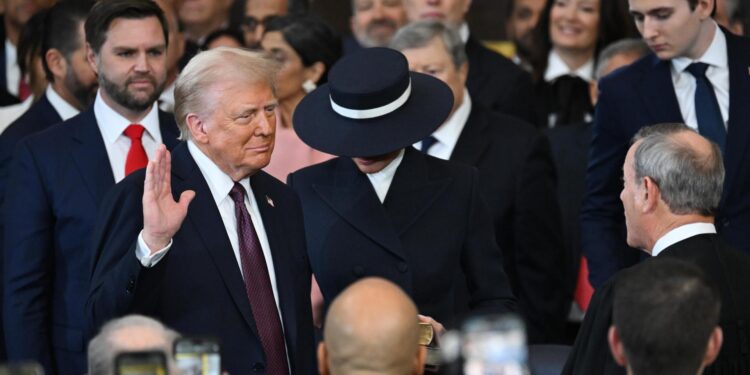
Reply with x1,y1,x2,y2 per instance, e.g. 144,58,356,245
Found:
288,47,517,338
293,47,453,158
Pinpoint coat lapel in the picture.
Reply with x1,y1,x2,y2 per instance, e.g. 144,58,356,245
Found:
170,144,260,337
70,108,116,204
313,158,406,261
250,172,299,368
723,31,750,199
636,55,683,126
450,108,490,165
384,148,452,235
158,110,180,150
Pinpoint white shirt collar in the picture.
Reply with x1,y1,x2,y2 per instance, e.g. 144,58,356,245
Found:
366,149,405,203
187,140,252,206
45,85,80,121
413,89,472,159
93,90,162,146
458,23,469,43
672,22,726,73
544,49,595,82
652,222,717,256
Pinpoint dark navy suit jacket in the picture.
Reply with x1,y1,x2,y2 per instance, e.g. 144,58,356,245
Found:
0,93,62,362
450,106,568,343
87,143,316,375
288,148,516,329
580,29,750,287
3,107,178,375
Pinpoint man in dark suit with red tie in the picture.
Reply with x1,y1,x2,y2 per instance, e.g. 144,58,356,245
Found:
87,47,316,375
581,0,750,287
3,1,179,373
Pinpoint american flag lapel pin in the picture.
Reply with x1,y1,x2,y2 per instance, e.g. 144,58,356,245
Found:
266,195,274,207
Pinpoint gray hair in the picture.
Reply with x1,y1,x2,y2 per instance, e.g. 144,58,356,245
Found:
389,20,468,69
631,123,724,216
595,38,650,80
174,47,280,140
88,315,180,375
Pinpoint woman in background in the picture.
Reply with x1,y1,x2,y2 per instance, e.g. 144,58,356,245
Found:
529,0,637,128
260,15,342,180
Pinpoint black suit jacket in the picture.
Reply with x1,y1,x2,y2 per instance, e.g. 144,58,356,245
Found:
3,107,179,375
0,93,61,362
288,148,516,329
87,143,317,375
450,106,568,343
465,36,535,124
581,29,750,287
0,15,16,106
563,233,750,375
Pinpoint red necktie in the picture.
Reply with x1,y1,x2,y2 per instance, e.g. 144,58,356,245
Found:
574,256,594,311
229,183,289,374
17,79,31,101
124,124,149,176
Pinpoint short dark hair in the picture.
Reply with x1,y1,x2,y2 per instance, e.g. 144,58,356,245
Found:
17,9,48,79
42,2,92,82
202,28,246,50
613,258,721,375
264,15,341,84
85,0,169,55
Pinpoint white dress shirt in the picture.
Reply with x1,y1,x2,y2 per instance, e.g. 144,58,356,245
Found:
93,91,163,182
5,39,20,97
670,22,729,131
366,149,405,203
413,89,472,160
158,81,175,113
651,222,717,256
544,49,595,83
46,85,80,121
0,95,32,134
458,23,470,44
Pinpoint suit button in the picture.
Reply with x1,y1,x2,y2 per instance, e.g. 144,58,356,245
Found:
723,220,730,228
397,262,408,273
353,265,365,277
252,362,265,372
126,279,135,293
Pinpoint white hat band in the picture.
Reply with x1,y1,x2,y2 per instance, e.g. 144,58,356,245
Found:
330,80,412,120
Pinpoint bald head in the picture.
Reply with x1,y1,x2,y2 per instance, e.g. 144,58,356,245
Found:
320,278,425,375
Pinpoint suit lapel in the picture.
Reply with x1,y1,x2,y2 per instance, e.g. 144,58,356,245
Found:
170,144,260,337
636,55,683,125
384,148,452,235
37,95,63,125
313,158,406,261
451,108,489,165
70,108,115,204
249,172,299,367
723,32,750,199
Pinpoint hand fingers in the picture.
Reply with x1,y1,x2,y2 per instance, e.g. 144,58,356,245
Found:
178,190,196,212
418,314,445,336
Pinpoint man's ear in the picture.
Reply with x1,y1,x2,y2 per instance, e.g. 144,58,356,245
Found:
414,345,427,375
317,342,330,375
641,176,661,213
86,42,98,75
185,113,208,143
702,327,723,367
45,48,67,82
607,326,628,367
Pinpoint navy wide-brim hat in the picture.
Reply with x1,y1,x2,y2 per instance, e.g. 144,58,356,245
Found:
293,47,454,157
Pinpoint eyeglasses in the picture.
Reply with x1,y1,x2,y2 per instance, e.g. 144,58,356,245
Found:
242,15,279,31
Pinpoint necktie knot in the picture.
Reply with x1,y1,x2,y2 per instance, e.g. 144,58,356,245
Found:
686,62,710,78
420,135,439,153
124,124,146,140
229,182,246,205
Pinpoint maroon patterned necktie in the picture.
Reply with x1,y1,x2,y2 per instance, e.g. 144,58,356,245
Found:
229,182,289,374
